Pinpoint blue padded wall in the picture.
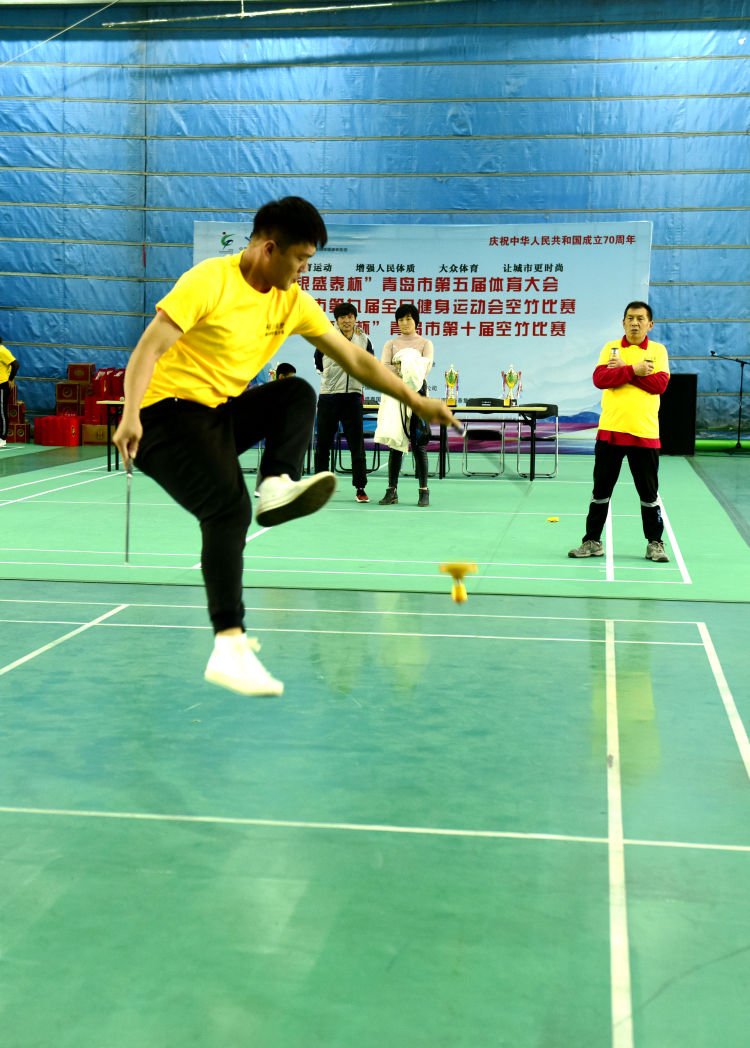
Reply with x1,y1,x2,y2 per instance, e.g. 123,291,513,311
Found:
0,0,747,430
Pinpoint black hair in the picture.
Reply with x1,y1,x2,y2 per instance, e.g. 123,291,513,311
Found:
395,302,419,325
623,301,652,321
276,362,297,377
253,196,328,251
333,301,357,320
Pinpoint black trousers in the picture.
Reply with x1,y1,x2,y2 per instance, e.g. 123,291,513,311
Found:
583,440,663,543
387,391,429,489
0,382,9,439
136,377,316,633
314,392,367,489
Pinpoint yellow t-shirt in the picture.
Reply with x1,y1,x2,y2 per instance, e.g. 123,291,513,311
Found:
143,252,331,409
597,337,670,440
0,345,17,384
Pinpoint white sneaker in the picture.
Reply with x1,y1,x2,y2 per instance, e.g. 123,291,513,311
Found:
0,438,7,448
256,471,336,527
204,635,283,696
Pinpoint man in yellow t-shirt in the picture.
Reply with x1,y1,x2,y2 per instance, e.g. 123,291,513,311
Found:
114,196,460,697
568,301,671,563
0,334,19,448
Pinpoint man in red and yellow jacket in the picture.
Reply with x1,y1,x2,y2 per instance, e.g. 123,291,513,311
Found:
569,301,671,563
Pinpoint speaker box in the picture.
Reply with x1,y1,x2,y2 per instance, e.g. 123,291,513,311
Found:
659,373,697,455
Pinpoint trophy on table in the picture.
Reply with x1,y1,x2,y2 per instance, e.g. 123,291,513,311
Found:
444,365,459,406
502,365,522,406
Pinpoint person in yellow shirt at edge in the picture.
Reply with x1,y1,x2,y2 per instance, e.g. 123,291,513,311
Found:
0,333,20,448
569,301,671,563
114,196,461,697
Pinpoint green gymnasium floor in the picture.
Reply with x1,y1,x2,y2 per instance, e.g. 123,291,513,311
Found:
1,444,748,1048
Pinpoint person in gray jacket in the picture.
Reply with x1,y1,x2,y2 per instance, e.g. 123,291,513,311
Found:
314,302,374,502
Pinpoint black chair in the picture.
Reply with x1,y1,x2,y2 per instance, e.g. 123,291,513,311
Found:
462,398,505,477
334,418,381,474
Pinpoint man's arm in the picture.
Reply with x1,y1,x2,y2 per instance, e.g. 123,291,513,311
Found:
8,358,19,384
631,372,669,394
113,310,184,465
307,328,461,430
594,357,657,389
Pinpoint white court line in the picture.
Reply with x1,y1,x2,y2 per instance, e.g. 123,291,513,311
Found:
659,498,692,585
3,548,199,559
237,567,683,585
0,805,604,843
605,509,615,582
0,597,708,626
0,617,705,647
0,551,681,573
0,465,104,492
0,471,119,508
0,604,128,677
0,562,684,583
87,622,701,648
0,804,746,854
188,525,272,567
0,560,201,571
605,619,634,1048
698,622,750,781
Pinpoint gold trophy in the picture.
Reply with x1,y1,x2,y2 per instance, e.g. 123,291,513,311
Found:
269,363,277,381
445,365,459,406
502,365,522,406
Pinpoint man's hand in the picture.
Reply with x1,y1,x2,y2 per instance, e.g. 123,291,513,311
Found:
112,310,183,467
412,396,462,432
114,413,143,468
632,359,655,377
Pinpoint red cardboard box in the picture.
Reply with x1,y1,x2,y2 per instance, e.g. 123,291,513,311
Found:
83,395,107,424
56,414,83,446
34,416,52,444
67,362,95,382
35,414,82,445
56,381,79,402
93,368,116,398
56,397,81,415
110,369,125,399
7,422,29,443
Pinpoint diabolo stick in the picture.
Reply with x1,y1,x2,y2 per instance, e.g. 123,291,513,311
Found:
125,458,133,564
439,561,477,603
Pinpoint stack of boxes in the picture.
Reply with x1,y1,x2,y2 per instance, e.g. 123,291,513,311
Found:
34,364,125,446
6,383,29,443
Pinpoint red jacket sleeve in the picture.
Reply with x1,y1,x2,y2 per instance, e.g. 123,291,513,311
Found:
593,363,635,389
630,372,670,395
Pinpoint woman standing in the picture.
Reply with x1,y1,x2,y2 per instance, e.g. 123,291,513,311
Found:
378,304,434,507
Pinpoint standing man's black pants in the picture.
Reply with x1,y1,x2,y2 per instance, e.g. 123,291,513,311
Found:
136,377,316,633
583,440,663,543
314,392,367,489
0,382,10,440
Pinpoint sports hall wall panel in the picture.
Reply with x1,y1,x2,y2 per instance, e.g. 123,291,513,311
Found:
0,0,747,431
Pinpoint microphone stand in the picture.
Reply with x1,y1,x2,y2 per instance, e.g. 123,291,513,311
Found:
709,352,749,454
